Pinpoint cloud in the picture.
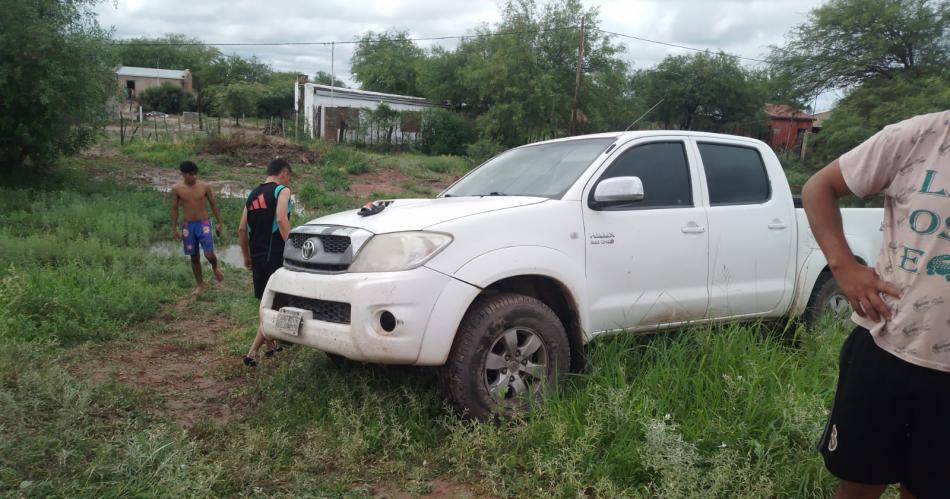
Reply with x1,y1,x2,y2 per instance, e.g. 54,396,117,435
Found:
98,0,834,107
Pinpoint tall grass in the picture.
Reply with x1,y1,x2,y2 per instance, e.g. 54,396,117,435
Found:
2,164,852,497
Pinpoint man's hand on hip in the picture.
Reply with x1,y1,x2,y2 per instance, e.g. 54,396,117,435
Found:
832,262,902,322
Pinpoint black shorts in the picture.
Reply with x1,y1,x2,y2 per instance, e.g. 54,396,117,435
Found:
819,326,950,498
251,255,282,300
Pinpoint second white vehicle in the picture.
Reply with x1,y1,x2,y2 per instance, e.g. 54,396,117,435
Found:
260,130,883,419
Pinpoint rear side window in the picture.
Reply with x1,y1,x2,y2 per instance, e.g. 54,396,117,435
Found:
593,142,692,210
698,143,771,205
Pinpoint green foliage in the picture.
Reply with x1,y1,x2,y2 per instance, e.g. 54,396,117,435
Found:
201,54,272,87
138,82,195,114
768,0,949,96
635,52,767,132
420,109,476,156
296,182,358,214
320,166,351,192
211,83,264,125
351,30,426,95
0,0,114,167
0,174,189,345
466,138,506,164
811,72,950,164
313,71,346,87
111,34,220,75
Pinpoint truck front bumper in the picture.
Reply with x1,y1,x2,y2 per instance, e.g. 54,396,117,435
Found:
260,266,478,365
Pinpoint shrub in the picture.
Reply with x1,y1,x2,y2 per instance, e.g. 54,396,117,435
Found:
420,109,476,156
139,83,195,114
466,138,506,165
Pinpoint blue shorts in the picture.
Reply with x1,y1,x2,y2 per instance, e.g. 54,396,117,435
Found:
182,219,214,256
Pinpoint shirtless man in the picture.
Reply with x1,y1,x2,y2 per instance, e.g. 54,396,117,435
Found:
171,160,224,294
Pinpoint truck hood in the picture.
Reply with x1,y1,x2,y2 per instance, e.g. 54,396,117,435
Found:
303,196,547,233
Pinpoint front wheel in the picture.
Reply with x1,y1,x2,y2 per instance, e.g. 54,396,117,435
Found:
441,293,570,421
805,273,852,325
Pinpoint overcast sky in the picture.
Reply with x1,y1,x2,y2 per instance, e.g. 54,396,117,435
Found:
96,0,838,110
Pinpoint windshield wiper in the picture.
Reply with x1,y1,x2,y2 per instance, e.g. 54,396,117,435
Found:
484,191,507,196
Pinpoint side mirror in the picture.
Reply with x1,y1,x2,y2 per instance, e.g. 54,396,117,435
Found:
593,176,644,205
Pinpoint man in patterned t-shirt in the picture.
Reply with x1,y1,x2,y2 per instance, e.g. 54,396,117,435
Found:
803,110,950,499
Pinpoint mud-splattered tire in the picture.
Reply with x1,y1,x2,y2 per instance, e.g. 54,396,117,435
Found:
805,273,852,325
441,293,570,421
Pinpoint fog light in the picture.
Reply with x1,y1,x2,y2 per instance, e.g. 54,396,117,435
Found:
379,311,397,333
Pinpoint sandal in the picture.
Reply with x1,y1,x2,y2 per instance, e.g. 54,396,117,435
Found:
243,356,257,367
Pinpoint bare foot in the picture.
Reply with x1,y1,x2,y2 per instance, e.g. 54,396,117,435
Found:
192,284,205,295
213,267,224,283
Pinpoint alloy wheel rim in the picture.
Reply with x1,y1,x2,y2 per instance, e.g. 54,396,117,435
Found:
484,327,549,403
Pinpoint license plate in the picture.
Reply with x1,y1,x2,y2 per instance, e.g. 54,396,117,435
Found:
276,307,309,336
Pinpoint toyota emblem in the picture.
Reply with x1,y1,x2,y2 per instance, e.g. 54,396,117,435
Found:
301,239,318,260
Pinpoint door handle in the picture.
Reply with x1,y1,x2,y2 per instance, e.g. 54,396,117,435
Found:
681,222,706,234
768,220,788,230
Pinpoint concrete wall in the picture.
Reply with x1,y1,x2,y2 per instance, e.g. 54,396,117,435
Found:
296,83,431,142
118,70,192,101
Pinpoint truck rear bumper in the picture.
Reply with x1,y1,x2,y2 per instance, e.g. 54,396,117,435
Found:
260,266,478,365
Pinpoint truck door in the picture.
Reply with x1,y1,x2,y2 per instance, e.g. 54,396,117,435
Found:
692,139,796,318
582,138,710,333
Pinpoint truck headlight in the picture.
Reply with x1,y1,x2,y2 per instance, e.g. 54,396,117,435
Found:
348,232,453,272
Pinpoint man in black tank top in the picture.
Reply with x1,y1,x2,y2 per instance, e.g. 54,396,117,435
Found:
238,158,293,366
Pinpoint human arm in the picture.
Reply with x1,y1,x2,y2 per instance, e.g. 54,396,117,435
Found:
238,207,251,270
170,187,181,241
206,184,224,237
275,188,292,241
801,160,900,322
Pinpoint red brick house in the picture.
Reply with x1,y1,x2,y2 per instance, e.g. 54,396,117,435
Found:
764,104,815,153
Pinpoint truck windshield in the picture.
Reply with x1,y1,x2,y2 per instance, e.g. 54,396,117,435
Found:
442,138,615,199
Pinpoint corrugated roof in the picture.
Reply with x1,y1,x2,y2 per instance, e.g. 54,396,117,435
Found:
309,84,429,105
764,104,814,120
116,66,188,79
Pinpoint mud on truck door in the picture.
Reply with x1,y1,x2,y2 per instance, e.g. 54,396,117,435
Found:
692,139,797,319
582,138,710,332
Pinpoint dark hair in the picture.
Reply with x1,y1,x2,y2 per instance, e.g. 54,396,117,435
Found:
266,158,292,176
179,161,198,174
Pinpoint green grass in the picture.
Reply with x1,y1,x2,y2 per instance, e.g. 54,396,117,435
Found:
121,136,225,174
1,159,866,497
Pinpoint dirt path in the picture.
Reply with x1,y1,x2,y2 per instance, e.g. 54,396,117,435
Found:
85,299,254,427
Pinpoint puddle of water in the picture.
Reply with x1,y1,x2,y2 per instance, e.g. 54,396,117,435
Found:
142,174,307,216
150,240,247,268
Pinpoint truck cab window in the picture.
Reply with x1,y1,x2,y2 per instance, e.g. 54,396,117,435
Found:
698,143,771,205
592,141,692,210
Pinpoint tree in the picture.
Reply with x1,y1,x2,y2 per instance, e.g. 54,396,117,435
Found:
138,83,195,114
201,54,272,87
212,83,263,125
0,0,114,167
111,34,221,73
811,72,950,164
419,0,632,147
634,52,765,133
351,30,426,95
768,0,949,96
313,71,346,87
420,109,476,155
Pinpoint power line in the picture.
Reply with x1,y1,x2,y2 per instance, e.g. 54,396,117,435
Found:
593,28,771,64
111,26,581,47
111,25,773,64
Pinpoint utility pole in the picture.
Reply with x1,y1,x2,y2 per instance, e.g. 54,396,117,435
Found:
568,18,586,136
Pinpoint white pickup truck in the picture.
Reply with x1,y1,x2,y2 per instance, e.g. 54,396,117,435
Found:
260,131,883,419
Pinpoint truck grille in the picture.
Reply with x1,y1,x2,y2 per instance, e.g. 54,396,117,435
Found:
272,293,351,325
289,233,351,253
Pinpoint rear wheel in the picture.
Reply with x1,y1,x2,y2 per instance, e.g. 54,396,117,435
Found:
805,273,852,325
441,293,570,421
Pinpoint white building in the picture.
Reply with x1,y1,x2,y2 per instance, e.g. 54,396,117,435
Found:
294,78,433,142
